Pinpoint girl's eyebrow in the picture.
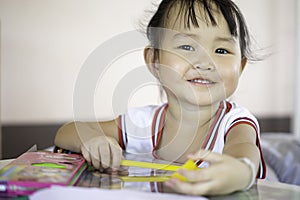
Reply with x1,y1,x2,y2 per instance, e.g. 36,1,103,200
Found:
173,33,237,44
215,36,237,43
172,33,197,39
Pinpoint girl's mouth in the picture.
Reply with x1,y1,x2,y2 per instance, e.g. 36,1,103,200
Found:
188,78,215,85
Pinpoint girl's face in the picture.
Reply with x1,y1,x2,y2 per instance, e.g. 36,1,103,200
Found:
153,6,246,107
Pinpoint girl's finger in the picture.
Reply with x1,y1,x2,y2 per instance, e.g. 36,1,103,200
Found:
109,139,122,169
90,145,101,169
110,145,122,169
81,145,91,164
176,168,211,182
99,143,111,169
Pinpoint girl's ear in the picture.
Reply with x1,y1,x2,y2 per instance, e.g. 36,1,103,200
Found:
240,57,247,73
144,46,159,79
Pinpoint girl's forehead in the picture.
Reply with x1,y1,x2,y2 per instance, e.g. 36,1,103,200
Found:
164,2,228,32
165,8,231,37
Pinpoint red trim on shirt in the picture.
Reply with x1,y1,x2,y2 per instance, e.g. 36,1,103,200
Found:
201,101,231,150
256,138,267,179
225,101,232,113
200,108,222,149
153,105,168,151
224,118,258,142
151,104,168,159
151,107,160,148
117,116,125,150
151,106,160,159
152,107,161,147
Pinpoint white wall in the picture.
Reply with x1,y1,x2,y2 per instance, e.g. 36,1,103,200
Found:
234,0,296,118
294,0,300,138
0,21,2,157
0,0,297,125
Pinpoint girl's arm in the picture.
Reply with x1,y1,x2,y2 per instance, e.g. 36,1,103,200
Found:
54,120,119,152
223,123,260,176
165,123,261,195
54,120,122,170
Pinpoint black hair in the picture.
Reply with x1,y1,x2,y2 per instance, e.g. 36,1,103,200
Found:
146,0,254,60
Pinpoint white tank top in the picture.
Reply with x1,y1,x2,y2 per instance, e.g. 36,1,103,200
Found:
118,100,266,179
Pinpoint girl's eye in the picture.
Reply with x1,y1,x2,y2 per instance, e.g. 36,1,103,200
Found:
178,45,195,51
215,48,229,54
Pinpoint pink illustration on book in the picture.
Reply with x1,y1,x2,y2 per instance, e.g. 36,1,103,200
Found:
0,151,87,196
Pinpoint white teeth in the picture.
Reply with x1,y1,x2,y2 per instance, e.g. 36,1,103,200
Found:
190,79,212,84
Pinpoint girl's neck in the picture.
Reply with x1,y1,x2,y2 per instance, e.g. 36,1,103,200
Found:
165,98,221,127
155,98,222,163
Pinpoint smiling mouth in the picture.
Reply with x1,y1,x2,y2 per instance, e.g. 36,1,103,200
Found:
188,78,215,85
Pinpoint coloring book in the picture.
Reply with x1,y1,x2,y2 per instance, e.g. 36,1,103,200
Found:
0,151,87,196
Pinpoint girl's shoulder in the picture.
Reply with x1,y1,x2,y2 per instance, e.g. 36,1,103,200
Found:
126,104,162,114
122,104,164,128
223,100,259,130
225,100,256,119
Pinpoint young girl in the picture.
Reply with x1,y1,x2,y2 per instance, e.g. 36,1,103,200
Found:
55,0,266,196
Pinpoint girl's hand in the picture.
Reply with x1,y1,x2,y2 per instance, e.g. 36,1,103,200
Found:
165,150,253,196
80,135,123,172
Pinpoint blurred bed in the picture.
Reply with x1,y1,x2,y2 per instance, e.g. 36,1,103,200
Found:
261,133,300,185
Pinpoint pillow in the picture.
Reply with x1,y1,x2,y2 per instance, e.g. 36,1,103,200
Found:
261,133,300,185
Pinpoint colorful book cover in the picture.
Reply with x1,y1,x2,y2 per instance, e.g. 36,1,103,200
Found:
0,151,87,196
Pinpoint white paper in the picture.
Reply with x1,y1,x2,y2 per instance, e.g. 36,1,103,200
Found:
30,186,208,200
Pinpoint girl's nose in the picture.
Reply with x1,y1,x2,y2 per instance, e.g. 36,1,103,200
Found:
194,62,215,71
191,46,216,71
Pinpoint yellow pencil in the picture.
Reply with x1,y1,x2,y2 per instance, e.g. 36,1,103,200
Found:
121,160,181,171
171,159,200,181
120,176,171,182
120,159,200,182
